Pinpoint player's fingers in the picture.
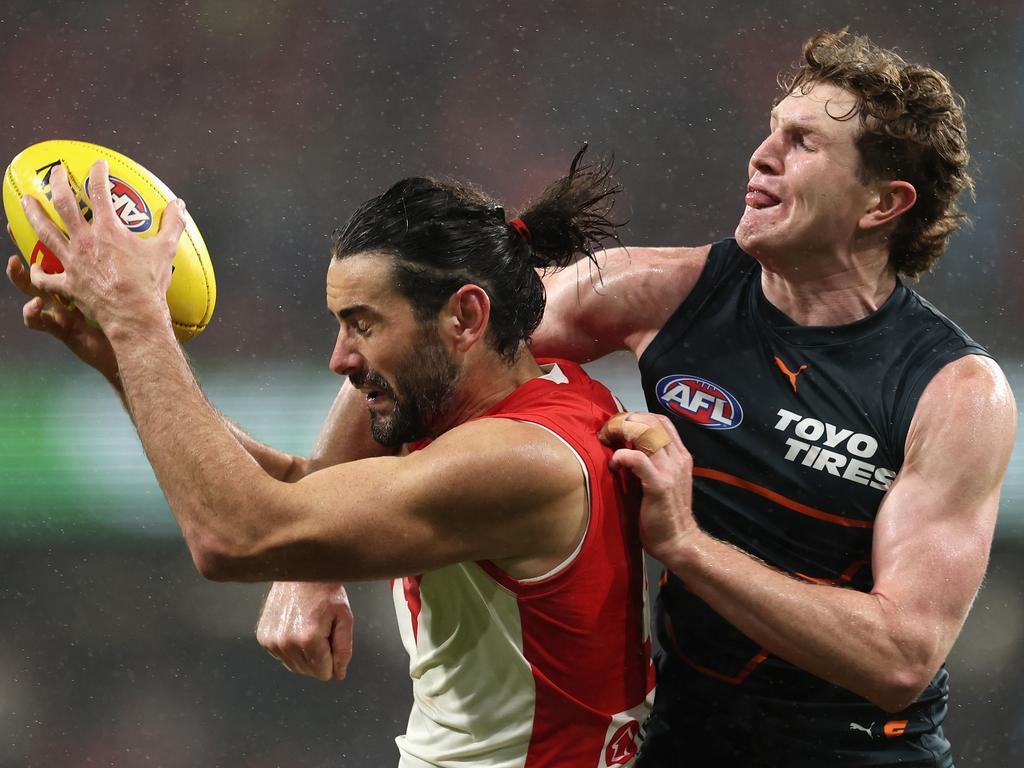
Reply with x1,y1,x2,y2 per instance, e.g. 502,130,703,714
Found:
636,412,690,461
607,412,691,470
21,296,45,329
330,615,354,681
288,636,331,681
261,635,296,673
608,446,658,480
600,412,673,456
6,255,35,296
274,652,302,676
86,160,117,223
7,254,58,301
28,261,67,297
23,296,63,335
157,199,187,252
22,196,70,264
23,296,73,338
40,299,79,333
48,164,87,237
311,642,334,682
285,632,317,677
257,628,283,661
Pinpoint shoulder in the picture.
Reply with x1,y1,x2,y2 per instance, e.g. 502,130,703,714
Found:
905,355,1016,479
913,355,1012,423
901,288,986,351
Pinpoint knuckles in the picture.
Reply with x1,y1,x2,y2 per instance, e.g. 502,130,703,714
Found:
295,630,324,651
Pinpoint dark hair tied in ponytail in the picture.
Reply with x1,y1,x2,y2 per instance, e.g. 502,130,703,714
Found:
512,144,623,273
331,145,623,363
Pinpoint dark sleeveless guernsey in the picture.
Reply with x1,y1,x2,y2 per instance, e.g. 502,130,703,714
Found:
636,239,988,767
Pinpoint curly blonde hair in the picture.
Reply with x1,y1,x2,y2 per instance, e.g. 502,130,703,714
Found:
780,30,974,278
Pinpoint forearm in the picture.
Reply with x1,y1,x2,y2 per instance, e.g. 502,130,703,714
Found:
663,533,936,711
108,314,285,566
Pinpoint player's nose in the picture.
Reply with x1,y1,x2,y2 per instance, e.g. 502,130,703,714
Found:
748,132,783,177
329,329,364,377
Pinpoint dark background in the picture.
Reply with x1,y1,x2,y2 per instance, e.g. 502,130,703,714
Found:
0,1,1022,765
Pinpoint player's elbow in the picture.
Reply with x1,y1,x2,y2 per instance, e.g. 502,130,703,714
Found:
870,639,943,712
871,673,932,714
188,532,262,582
189,537,235,581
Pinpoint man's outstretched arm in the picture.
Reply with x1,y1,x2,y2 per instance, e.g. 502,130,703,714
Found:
612,355,1015,712
532,244,710,361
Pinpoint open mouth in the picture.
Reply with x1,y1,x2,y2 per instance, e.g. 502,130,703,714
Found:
362,388,394,409
351,371,393,407
745,185,781,209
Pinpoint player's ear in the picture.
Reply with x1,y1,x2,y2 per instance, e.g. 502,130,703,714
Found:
443,284,490,353
860,180,916,230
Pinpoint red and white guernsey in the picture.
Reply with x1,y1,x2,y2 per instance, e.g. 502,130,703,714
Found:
392,360,655,768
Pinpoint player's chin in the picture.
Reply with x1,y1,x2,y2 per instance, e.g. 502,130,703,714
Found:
735,213,790,260
734,217,770,257
369,415,407,450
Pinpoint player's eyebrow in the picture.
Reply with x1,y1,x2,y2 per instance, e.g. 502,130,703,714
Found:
771,106,822,128
332,304,381,321
770,105,847,142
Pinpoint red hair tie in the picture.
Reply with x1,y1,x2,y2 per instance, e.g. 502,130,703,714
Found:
508,217,532,244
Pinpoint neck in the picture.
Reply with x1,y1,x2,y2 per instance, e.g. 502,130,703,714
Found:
757,239,898,326
432,347,543,435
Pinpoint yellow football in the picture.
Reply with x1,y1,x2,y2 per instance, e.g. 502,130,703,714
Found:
3,139,216,342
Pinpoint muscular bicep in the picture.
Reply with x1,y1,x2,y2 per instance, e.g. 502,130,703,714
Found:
870,356,1015,662
252,419,587,581
533,245,709,362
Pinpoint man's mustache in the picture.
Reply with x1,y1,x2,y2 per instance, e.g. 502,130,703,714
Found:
349,370,397,399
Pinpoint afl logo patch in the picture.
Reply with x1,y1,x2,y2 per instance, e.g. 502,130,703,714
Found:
656,374,743,430
85,175,153,232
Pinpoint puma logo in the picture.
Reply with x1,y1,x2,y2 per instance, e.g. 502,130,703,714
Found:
848,721,875,738
774,356,808,393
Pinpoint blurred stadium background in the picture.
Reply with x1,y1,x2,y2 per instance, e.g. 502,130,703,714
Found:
1,1,1022,765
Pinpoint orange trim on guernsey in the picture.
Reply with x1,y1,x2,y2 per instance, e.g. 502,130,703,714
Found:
693,467,874,529
663,612,769,685
795,559,869,586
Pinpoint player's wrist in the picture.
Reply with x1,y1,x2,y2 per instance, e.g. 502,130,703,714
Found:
103,301,176,348
651,525,712,578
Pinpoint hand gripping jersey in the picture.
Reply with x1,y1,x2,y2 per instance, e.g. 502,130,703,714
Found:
637,240,989,766
392,360,656,768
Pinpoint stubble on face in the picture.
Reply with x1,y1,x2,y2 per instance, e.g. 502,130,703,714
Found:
353,323,460,448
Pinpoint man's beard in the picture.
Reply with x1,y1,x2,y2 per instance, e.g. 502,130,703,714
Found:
350,329,460,449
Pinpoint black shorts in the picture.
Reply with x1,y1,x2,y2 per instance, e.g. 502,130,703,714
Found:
637,656,953,768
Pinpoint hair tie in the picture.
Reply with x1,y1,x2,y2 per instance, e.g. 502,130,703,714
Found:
508,217,532,244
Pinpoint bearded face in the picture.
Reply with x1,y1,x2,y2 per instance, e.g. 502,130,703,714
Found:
349,322,460,448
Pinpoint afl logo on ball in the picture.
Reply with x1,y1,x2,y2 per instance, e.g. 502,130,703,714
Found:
656,374,743,430
85,175,153,232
